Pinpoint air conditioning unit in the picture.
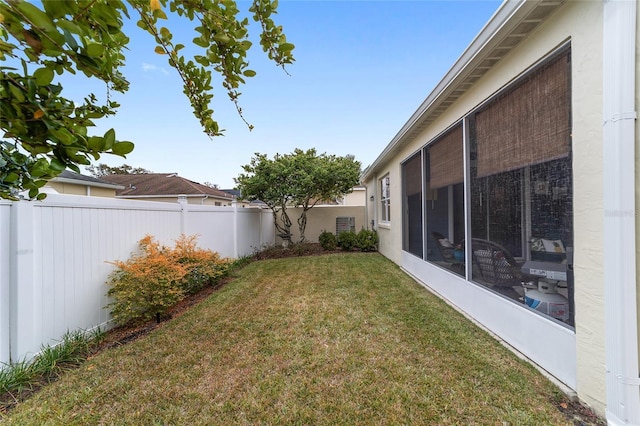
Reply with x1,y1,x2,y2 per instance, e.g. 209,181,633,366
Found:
336,217,355,235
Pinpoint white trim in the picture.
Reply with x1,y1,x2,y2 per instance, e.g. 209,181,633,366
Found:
602,0,640,424
50,177,124,190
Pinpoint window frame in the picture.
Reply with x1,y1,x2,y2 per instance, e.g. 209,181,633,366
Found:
379,174,391,223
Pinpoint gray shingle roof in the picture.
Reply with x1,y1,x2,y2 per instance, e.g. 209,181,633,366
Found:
100,173,235,200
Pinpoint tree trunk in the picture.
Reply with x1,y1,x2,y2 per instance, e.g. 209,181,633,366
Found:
271,206,292,245
297,209,309,243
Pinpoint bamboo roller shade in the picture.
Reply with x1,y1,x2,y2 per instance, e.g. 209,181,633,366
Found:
429,124,463,189
403,152,422,196
475,51,571,178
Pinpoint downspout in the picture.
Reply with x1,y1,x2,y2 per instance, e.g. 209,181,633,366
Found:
603,1,640,425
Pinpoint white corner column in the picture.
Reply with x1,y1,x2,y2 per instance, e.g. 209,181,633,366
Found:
603,1,640,424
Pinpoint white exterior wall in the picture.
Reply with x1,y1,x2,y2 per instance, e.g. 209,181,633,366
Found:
370,167,403,265
340,188,366,206
364,1,610,415
1,194,275,365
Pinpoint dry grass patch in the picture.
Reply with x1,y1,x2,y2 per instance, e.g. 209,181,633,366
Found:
1,253,600,425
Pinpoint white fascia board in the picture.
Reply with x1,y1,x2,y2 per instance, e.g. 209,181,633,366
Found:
50,177,125,190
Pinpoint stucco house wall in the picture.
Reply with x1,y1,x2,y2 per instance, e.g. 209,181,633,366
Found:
362,1,637,419
46,171,122,197
276,206,366,244
340,187,366,206
47,183,118,198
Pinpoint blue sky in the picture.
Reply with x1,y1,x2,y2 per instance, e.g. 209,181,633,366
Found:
79,0,502,188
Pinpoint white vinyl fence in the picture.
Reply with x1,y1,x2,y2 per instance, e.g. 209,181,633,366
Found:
0,194,274,365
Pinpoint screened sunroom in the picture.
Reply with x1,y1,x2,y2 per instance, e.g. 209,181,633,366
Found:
402,46,573,327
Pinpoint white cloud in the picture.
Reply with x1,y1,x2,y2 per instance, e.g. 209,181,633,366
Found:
142,63,169,75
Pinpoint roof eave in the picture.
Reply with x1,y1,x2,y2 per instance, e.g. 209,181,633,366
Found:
50,177,125,190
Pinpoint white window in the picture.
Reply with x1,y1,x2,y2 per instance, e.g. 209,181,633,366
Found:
380,175,391,222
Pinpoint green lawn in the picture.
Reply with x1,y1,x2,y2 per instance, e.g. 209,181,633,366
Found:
3,253,577,425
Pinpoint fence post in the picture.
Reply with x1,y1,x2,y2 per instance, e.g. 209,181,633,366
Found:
0,203,11,365
9,201,35,363
232,200,238,258
178,195,188,235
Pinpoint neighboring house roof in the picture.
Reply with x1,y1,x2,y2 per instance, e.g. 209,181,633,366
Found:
361,0,566,181
222,189,241,198
101,173,236,201
50,171,125,190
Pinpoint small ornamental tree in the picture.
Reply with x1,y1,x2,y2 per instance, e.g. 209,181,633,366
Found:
235,148,361,245
0,0,294,200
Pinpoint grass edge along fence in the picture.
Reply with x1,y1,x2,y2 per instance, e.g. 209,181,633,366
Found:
0,328,105,412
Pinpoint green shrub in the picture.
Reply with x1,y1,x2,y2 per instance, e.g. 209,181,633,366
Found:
318,230,337,251
173,235,231,294
106,234,229,326
356,229,378,252
337,231,357,251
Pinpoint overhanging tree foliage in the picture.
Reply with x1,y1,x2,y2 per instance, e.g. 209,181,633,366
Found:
235,148,361,245
0,0,294,200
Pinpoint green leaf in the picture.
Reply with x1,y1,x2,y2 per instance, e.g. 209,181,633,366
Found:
137,20,149,31
160,27,171,39
86,44,104,58
62,29,78,51
103,129,116,150
243,70,256,77
3,172,19,183
50,159,66,171
192,37,208,48
154,46,166,55
57,20,82,35
16,1,56,32
87,136,105,151
8,83,25,102
153,9,168,20
280,43,295,52
42,0,66,19
213,34,232,44
111,141,134,156
50,128,75,145
34,67,54,86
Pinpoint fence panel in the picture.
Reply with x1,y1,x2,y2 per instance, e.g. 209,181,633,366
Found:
12,195,183,362
236,207,271,256
183,204,236,258
3,195,364,364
